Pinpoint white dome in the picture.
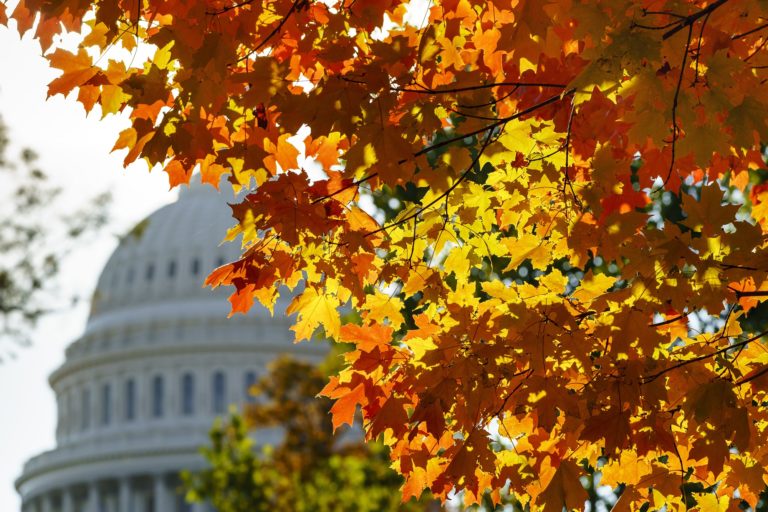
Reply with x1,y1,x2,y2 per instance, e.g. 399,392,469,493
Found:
88,181,243,331
16,180,323,512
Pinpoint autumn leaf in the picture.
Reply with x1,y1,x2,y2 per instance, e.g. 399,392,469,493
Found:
286,287,341,341
328,382,365,431
47,48,99,98
538,460,588,511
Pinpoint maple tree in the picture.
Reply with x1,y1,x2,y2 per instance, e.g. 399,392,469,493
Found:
6,0,768,508
182,354,435,511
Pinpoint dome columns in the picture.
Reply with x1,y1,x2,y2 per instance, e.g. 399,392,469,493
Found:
62,489,73,512
153,474,172,512
85,481,98,512
21,472,192,512
118,477,130,512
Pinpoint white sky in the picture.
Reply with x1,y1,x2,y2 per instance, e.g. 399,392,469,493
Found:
0,26,177,511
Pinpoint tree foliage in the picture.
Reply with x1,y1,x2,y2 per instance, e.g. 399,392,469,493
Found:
182,355,432,511
7,0,768,508
0,115,110,353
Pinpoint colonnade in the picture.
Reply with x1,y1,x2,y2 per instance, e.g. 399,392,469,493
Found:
23,473,209,512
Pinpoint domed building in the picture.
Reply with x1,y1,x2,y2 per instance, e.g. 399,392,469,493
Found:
16,182,325,512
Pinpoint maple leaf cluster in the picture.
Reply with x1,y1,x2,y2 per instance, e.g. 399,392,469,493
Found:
6,0,768,509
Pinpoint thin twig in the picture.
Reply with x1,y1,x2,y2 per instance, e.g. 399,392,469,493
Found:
562,97,581,210
413,89,574,159
641,330,768,384
729,287,768,298
664,24,694,185
693,11,711,81
310,174,378,204
735,365,768,386
237,0,302,62
649,314,685,328
206,0,256,15
732,22,768,40
365,130,497,238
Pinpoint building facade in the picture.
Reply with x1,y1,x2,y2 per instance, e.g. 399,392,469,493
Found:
16,183,324,512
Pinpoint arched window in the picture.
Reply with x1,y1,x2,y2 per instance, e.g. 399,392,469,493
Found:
191,258,200,276
101,383,111,426
81,388,91,430
145,263,155,281
212,372,226,414
125,379,136,421
152,375,164,418
181,373,195,416
167,260,177,278
243,371,257,403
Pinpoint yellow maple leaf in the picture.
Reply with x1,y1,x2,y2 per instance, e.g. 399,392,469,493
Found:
363,291,405,330
286,287,341,341
693,493,730,512
502,233,550,271
571,273,616,304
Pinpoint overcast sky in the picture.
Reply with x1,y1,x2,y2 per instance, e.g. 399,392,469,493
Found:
0,25,177,511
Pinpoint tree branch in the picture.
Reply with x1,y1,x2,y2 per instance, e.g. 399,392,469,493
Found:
206,0,256,15
731,22,768,40
664,23,693,185
641,330,768,384
412,89,574,160
364,130,497,238
310,174,378,204
237,0,303,62
661,0,729,40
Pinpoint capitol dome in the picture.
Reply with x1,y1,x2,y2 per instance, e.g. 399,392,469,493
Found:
16,181,325,512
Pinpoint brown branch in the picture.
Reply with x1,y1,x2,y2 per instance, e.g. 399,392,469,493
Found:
664,23,694,185
746,36,768,62
735,365,768,386
206,0,256,15
641,330,768,384
394,81,568,94
312,91,573,206
730,287,768,298
649,314,685,328
693,11,712,80
562,98,581,210
642,9,686,19
364,130,497,238
412,89,574,160
237,0,302,62
662,0,729,40
339,77,567,95
310,174,378,204
720,263,763,271
732,22,768,39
